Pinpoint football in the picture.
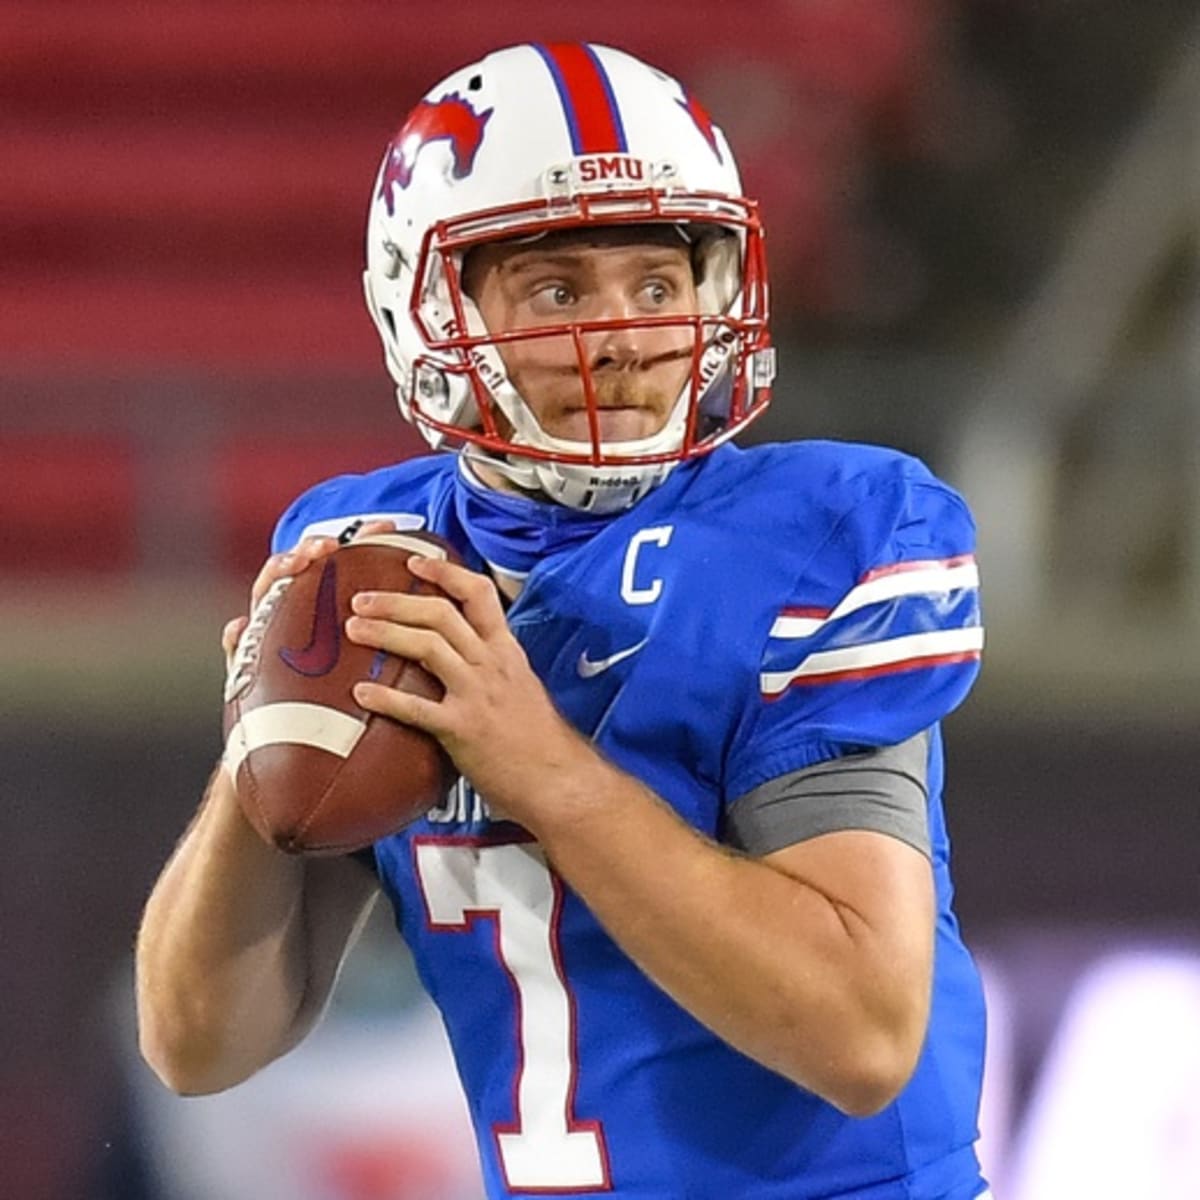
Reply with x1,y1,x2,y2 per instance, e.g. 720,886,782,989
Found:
222,529,460,854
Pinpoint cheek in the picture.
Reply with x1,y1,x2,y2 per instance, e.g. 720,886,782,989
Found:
653,326,699,378
497,333,577,381
493,343,580,425
658,361,693,407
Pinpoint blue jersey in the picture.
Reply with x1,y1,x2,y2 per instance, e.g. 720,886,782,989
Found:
274,441,988,1200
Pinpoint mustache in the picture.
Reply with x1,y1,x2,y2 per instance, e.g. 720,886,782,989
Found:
565,349,694,410
518,378,673,444
596,373,665,407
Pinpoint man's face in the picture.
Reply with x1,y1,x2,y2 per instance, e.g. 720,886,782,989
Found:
463,229,700,444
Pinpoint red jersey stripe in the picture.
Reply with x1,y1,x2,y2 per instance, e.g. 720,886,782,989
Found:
763,649,981,699
859,553,976,585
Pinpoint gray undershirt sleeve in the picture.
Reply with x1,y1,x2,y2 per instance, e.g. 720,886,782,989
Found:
725,731,931,858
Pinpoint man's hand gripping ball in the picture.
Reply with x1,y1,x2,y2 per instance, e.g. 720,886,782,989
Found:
221,525,460,854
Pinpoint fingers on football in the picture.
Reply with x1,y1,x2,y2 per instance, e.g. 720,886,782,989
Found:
248,534,338,611
349,518,396,540
408,555,508,638
345,617,475,691
349,590,485,663
352,680,445,735
221,616,248,667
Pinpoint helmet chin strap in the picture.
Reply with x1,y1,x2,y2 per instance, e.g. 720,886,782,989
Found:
461,374,697,513
528,455,679,513
460,446,541,494
460,444,678,513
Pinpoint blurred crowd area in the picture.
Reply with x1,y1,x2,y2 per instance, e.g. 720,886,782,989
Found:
1,2,1198,1198
3,0,1197,637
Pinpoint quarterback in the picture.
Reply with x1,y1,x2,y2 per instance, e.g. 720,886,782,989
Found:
137,42,990,1199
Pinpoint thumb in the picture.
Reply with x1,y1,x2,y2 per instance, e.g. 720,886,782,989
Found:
222,615,249,670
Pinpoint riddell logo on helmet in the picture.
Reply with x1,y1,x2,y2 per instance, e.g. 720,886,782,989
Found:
591,473,645,489
468,348,506,392
377,93,494,215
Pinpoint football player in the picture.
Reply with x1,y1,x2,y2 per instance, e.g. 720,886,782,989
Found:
137,42,991,1199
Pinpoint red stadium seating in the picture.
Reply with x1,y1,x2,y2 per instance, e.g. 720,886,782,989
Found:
0,0,944,579
0,435,140,572
213,429,425,576
1,0,940,370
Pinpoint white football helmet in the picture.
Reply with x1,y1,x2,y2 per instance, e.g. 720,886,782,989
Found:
363,42,774,512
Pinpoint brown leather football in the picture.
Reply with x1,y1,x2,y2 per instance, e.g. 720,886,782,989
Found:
222,530,460,854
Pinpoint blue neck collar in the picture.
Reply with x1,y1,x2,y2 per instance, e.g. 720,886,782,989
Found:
452,461,616,579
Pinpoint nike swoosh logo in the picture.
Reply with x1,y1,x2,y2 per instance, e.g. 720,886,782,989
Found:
577,638,648,679
279,558,341,677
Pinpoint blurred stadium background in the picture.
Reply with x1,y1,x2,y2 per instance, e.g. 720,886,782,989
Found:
2,2,1198,1197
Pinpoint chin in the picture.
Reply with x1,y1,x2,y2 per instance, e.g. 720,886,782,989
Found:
550,410,667,443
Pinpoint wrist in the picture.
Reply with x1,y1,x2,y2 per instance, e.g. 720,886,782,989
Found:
513,738,643,848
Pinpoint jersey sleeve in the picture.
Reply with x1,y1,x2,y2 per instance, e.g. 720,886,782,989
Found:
724,462,982,803
268,459,445,556
269,474,364,555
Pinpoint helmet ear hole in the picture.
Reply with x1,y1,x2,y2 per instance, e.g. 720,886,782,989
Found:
380,308,398,339
692,230,741,315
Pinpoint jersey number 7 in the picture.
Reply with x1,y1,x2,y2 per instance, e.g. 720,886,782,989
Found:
415,838,612,1191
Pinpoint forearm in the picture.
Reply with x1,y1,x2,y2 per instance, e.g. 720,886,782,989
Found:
517,744,924,1113
136,765,309,1093
345,554,930,1111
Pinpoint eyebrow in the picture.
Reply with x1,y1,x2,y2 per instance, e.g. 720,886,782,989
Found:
500,249,690,277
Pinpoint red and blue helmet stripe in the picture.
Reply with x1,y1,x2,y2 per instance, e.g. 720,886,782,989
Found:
532,43,629,155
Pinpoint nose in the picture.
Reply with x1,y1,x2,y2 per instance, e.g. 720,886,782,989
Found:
581,288,643,372
587,325,642,372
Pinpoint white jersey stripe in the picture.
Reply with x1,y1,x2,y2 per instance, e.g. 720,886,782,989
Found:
224,702,367,777
770,558,979,639
297,512,426,542
760,626,984,696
